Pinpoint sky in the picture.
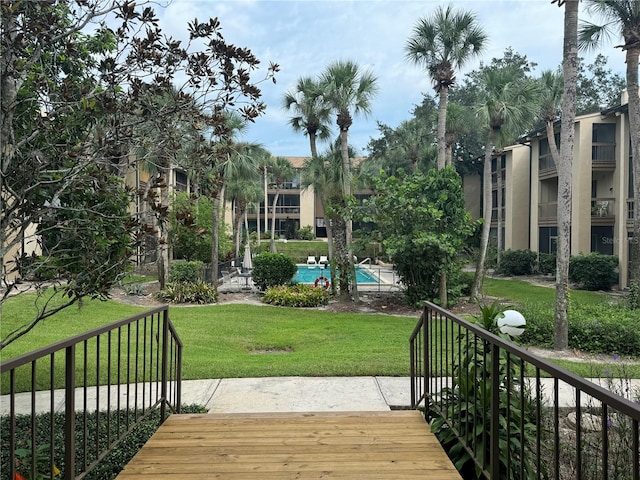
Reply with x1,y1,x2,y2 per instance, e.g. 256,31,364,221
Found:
154,0,628,158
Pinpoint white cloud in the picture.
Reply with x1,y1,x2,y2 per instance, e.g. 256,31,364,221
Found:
156,0,628,156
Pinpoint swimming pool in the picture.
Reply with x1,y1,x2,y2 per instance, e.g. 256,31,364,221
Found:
293,265,380,284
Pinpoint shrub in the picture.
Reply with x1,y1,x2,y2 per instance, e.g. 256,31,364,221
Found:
569,253,618,290
518,301,639,356
537,253,556,275
430,329,538,478
568,303,640,355
1,405,206,480
263,284,330,307
153,281,218,304
169,261,204,283
295,225,315,240
251,253,297,291
497,249,537,276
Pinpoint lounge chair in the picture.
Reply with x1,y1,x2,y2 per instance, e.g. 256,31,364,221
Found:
318,255,329,266
306,256,317,265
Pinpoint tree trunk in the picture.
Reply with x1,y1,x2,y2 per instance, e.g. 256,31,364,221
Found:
496,156,502,268
264,166,269,235
471,141,495,299
554,0,578,350
339,128,358,301
626,46,640,307
331,214,350,298
211,187,222,286
436,87,448,170
270,190,280,253
156,173,170,290
309,133,318,160
233,201,243,258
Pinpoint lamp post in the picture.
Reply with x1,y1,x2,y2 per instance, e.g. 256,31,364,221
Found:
497,310,526,337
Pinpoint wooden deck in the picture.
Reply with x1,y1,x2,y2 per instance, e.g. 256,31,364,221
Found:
115,411,462,479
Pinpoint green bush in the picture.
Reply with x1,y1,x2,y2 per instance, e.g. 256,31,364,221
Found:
537,253,556,275
295,225,315,240
251,253,297,291
518,301,639,355
497,249,537,276
430,329,538,478
263,284,330,307
169,261,204,283
153,281,218,304
1,405,206,480
568,303,640,355
569,253,618,290
169,193,233,262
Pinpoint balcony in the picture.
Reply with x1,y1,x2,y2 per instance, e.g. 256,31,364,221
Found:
538,202,557,224
592,145,616,171
628,199,635,224
591,198,615,225
539,155,557,180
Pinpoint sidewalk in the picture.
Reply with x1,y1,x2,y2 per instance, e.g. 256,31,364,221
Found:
3,376,638,416
0,377,412,416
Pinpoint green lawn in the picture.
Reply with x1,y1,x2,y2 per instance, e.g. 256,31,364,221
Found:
1,295,417,383
2,279,638,387
483,277,610,306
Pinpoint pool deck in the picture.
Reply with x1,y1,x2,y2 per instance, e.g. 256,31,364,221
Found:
219,264,400,293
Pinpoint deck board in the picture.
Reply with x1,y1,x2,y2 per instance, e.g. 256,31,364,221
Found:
115,411,461,479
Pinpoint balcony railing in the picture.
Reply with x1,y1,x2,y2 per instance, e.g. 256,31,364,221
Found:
592,145,616,166
629,199,635,222
248,206,301,216
539,202,558,221
0,306,182,480
591,198,615,218
410,302,640,480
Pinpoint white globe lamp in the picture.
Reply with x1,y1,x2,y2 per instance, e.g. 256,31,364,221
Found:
497,310,526,337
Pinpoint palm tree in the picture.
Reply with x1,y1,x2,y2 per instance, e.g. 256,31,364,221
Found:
405,5,487,170
444,102,471,167
319,60,378,299
538,70,564,162
470,67,541,299
282,76,333,159
224,144,264,257
301,141,353,267
537,64,577,350
579,0,640,308
268,156,296,252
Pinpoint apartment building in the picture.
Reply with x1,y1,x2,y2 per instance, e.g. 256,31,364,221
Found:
463,93,635,287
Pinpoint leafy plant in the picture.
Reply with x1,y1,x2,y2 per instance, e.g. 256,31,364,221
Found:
474,300,505,333
537,253,556,275
430,333,540,479
295,225,315,240
14,444,60,480
361,167,476,306
263,284,330,307
169,261,204,283
497,249,537,276
628,281,639,310
251,253,297,291
569,253,618,290
153,282,218,304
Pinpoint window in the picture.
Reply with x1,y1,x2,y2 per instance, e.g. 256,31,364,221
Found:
539,135,559,172
592,123,616,163
539,227,558,254
591,226,614,255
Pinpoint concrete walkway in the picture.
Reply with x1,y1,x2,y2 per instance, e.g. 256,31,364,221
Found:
3,376,639,416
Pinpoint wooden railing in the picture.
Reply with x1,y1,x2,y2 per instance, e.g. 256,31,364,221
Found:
0,306,182,480
410,302,640,479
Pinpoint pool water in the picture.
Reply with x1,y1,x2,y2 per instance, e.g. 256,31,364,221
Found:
293,265,379,284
